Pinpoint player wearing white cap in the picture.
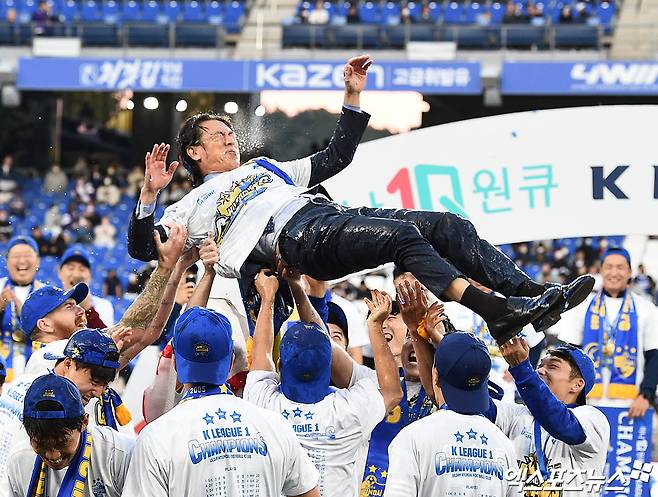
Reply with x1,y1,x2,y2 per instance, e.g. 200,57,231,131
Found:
123,306,321,497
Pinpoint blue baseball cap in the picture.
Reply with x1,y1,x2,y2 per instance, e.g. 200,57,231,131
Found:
60,245,91,269
173,307,233,385
550,345,596,405
602,246,631,267
20,283,89,338
23,374,85,420
327,301,349,344
280,321,332,404
435,332,491,414
7,236,39,256
43,328,120,369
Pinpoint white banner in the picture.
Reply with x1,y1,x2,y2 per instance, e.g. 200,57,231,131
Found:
323,105,658,244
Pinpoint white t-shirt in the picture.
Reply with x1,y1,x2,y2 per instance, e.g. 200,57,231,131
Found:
92,294,115,327
494,400,610,496
22,339,66,376
555,291,658,407
7,424,134,497
244,369,386,497
384,409,521,497
155,156,313,278
123,392,319,497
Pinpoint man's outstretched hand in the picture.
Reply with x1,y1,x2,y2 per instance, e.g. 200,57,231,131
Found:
344,54,373,95
143,143,180,196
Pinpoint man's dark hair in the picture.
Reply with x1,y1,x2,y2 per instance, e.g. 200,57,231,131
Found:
176,112,234,187
23,400,85,442
55,359,117,384
546,349,583,381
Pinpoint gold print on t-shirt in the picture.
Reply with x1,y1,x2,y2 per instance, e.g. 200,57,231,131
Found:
519,454,562,497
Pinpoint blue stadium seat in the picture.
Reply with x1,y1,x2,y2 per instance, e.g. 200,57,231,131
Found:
441,25,499,48
427,1,441,21
406,1,420,20
176,22,220,46
80,0,101,21
182,0,203,22
443,2,465,24
282,23,329,46
224,0,244,32
126,22,168,46
489,1,503,24
102,0,120,23
464,2,484,24
163,0,180,22
80,22,118,44
140,0,161,21
381,1,400,25
0,23,15,44
503,24,546,48
385,24,434,46
358,1,379,23
121,0,139,21
17,0,36,23
205,0,223,23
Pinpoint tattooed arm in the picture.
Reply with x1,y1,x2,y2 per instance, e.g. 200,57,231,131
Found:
107,223,188,368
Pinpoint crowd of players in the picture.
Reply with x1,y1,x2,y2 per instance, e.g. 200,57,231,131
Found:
0,54,657,497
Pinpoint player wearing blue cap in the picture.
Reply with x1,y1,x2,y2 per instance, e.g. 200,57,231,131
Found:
245,270,402,497
556,247,658,418
124,306,321,497
384,331,520,497
491,337,610,496
0,328,127,497
6,373,134,497
57,244,115,327
0,236,44,382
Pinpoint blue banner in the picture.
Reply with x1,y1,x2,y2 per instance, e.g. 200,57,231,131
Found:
17,57,481,94
597,405,652,497
502,61,658,95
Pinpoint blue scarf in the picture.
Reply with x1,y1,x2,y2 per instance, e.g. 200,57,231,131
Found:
26,429,92,497
583,291,639,399
1,280,38,382
96,388,132,430
360,378,433,496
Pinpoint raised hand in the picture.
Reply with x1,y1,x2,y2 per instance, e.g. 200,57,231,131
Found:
424,302,447,345
344,54,373,95
110,326,133,352
396,279,428,333
255,269,279,302
155,222,188,270
143,143,180,194
198,235,219,270
499,336,530,367
365,289,392,325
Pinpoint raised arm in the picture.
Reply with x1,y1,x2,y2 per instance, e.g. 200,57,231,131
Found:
187,236,219,309
284,269,327,332
366,290,404,412
128,143,180,261
250,270,279,372
306,55,372,187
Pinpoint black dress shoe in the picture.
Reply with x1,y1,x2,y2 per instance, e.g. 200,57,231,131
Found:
487,287,561,345
533,275,596,332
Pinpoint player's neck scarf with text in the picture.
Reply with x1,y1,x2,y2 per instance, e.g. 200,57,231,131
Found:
583,290,639,399
96,387,132,430
26,429,93,497
360,378,434,497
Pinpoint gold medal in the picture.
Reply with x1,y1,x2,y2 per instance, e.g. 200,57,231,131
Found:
603,342,615,357
12,329,25,343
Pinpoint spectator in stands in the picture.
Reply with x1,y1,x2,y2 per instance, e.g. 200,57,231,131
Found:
31,0,55,35
96,177,121,206
0,155,18,204
43,163,68,193
297,4,310,22
124,273,141,300
0,210,13,243
633,264,656,299
8,193,25,218
400,5,413,24
47,231,70,258
57,244,115,326
30,226,50,255
103,269,123,299
70,217,93,244
82,203,101,228
93,216,117,248
503,1,529,23
559,5,574,22
574,2,589,22
74,176,94,204
44,205,62,236
346,3,359,23
126,165,143,197
308,0,329,24
418,3,433,23
160,182,186,206
528,1,545,24
6,8,16,24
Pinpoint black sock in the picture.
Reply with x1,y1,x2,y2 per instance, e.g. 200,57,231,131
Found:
515,280,546,298
460,285,509,322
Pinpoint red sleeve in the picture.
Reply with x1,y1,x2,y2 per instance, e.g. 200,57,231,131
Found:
86,307,107,329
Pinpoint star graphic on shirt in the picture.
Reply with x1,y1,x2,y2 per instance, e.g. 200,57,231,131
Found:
454,431,464,442
215,408,227,420
202,413,214,425
219,384,230,394
480,434,488,445
466,429,478,440
381,470,388,478
230,411,242,423
368,465,378,474
305,411,314,420
282,410,290,419
293,408,303,418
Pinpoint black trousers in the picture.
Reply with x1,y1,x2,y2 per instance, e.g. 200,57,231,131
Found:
278,199,530,299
